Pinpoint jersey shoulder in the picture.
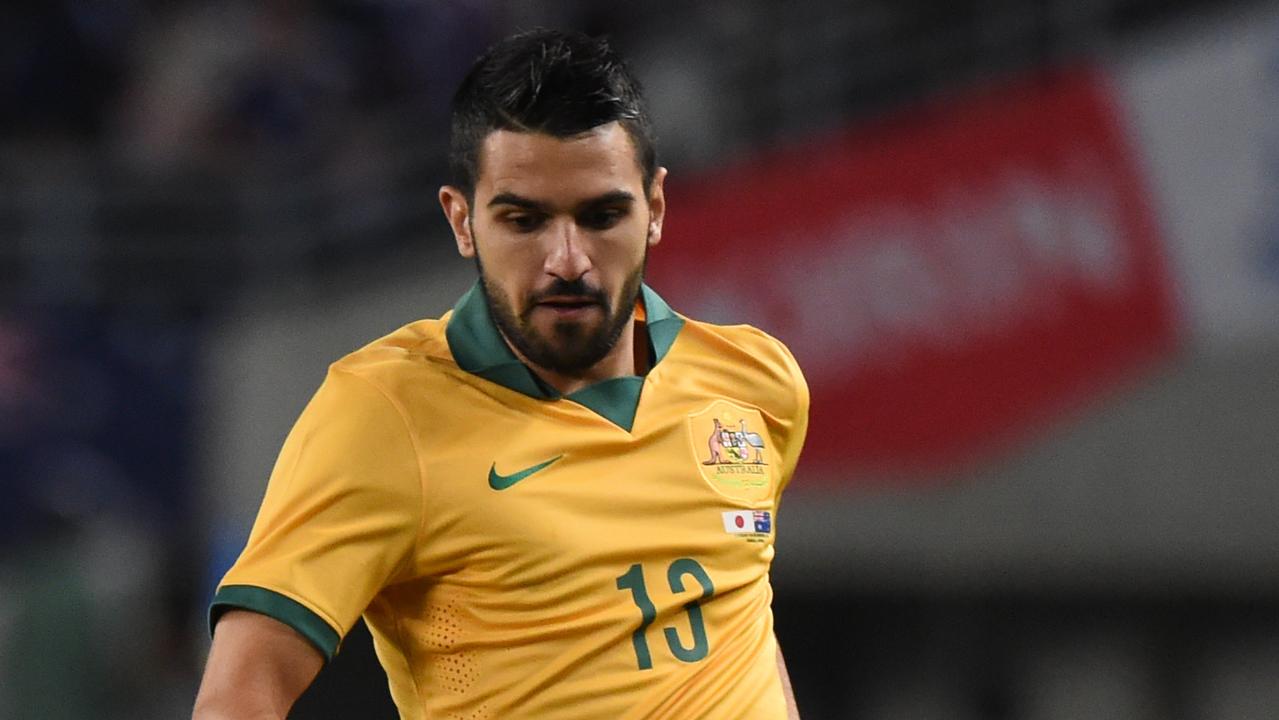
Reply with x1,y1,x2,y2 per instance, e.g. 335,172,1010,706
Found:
673,316,809,416
678,316,805,383
327,316,459,392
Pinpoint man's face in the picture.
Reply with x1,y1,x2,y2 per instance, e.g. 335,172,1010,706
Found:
441,122,666,377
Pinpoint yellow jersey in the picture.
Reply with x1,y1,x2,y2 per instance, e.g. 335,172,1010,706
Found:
212,283,809,719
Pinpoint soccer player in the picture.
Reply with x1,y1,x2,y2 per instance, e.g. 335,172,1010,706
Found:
193,28,808,720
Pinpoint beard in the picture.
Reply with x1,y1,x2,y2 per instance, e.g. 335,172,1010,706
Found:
475,249,647,379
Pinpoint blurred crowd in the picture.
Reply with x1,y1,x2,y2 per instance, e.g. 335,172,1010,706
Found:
0,307,198,717
0,2,494,171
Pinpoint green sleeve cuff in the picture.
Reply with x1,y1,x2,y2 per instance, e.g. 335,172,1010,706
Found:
209,585,342,661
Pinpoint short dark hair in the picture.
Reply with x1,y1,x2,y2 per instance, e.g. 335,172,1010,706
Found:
448,29,657,200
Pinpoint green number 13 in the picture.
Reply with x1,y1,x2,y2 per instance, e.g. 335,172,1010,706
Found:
615,558,715,670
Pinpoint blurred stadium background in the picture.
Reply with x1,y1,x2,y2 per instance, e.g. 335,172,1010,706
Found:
3,1,1279,718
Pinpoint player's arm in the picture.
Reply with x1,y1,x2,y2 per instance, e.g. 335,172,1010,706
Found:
777,637,801,720
195,369,421,718
192,610,324,720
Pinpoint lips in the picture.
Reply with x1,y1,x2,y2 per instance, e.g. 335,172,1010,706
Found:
536,295,601,310
532,297,602,323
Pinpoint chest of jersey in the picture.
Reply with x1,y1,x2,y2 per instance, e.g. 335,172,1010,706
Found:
376,366,782,693
409,370,778,586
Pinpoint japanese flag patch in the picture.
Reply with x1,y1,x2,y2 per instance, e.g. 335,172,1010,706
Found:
722,510,772,534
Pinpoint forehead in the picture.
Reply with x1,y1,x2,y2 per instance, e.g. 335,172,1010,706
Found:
475,123,644,202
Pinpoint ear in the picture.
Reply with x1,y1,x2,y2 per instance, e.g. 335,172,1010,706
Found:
646,167,668,248
439,185,475,258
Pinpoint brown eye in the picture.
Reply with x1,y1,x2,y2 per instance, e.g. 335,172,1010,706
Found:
508,214,544,232
580,207,626,230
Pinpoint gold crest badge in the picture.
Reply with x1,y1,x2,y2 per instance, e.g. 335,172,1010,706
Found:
687,400,774,504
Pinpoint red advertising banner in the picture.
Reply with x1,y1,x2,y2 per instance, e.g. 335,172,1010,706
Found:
649,68,1180,484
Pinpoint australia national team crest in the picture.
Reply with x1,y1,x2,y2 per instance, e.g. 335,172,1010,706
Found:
686,400,774,503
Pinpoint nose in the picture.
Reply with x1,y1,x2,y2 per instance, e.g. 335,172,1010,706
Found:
542,219,592,281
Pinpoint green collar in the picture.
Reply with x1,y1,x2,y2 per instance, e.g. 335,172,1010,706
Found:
445,281,684,431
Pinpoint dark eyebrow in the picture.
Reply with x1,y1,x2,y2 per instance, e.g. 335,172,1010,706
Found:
577,190,636,209
487,192,547,210
486,190,636,212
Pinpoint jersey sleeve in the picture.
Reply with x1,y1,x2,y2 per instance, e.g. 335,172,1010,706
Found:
771,339,810,505
209,366,423,660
